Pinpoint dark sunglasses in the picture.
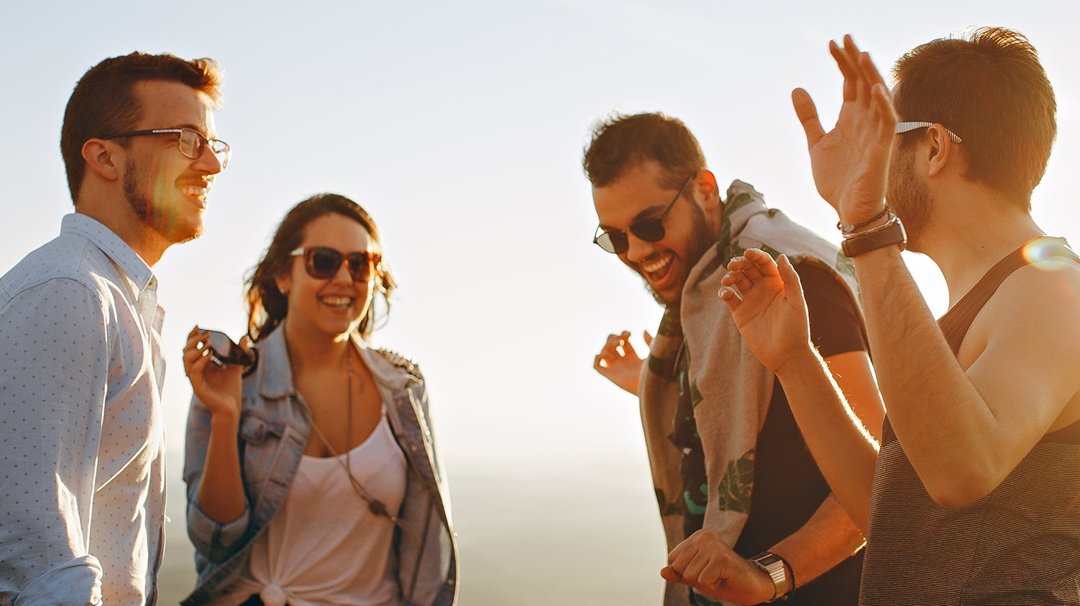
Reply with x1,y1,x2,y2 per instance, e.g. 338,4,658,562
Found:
204,330,256,368
593,172,696,254
290,247,382,282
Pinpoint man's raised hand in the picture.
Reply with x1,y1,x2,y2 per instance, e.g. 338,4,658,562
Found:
793,35,898,225
719,250,812,375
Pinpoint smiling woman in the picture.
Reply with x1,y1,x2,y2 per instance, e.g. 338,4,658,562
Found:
180,193,457,606
1,4,1077,605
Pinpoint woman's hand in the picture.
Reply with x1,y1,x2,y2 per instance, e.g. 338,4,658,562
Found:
183,326,245,420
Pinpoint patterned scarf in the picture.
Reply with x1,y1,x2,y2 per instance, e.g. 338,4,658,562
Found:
639,180,859,606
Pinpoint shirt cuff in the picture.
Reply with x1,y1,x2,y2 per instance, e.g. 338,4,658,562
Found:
187,502,250,562
15,555,102,605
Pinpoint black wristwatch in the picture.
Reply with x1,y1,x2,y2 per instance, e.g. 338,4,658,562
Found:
749,551,793,602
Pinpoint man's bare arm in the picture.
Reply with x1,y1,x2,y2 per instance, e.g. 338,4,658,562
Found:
793,35,1080,508
850,247,1080,507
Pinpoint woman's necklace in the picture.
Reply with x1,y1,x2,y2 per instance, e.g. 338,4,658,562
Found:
306,345,409,532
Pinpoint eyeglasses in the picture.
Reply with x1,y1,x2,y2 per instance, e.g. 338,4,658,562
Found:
99,127,231,168
895,121,963,144
593,172,696,254
290,247,382,282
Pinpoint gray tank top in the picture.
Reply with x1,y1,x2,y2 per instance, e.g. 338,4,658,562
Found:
859,237,1080,605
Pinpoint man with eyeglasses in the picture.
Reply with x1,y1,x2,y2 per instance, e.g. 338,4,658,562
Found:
584,112,882,605
0,52,227,604
682,28,1080,605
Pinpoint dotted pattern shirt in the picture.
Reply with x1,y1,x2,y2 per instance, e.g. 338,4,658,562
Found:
0,213,167,606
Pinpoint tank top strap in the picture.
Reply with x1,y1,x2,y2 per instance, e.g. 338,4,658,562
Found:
937,237,1076,355
883,237,1078,446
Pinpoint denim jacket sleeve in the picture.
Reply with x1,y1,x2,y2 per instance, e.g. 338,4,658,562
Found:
183,394,251,563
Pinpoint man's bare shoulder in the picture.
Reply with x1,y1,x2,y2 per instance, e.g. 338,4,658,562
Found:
991,257,1080,322
964,258,1080,423
968,258,1080,351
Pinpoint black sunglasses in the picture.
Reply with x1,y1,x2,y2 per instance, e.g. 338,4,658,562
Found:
290,247,382,282
593,172,696,254
204,330,256,368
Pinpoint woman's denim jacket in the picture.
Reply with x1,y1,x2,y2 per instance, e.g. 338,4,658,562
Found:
181,327,458,606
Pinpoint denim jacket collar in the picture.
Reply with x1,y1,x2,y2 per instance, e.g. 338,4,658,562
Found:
256,326,414,400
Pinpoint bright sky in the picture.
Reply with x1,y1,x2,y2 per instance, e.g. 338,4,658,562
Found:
3,1,1078,603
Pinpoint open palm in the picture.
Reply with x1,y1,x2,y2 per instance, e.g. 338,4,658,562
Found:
793,35,898,225
719,251,812,375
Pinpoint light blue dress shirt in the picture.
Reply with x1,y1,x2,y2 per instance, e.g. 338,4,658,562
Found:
0,213,166,606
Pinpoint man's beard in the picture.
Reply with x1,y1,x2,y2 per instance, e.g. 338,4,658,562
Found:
123,159,200,245
887,149,932,252
640,203,714,307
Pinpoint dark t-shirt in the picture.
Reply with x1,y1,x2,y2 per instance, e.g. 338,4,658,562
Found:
672,261,866,605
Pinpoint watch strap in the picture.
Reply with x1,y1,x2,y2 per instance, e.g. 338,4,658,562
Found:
841,217,907,257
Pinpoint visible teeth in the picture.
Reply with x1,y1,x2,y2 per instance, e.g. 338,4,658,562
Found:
320,296,354,308
641,254,672,274
180,185,208,199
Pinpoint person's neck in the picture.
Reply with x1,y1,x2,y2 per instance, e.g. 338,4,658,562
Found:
283,319,353,376
76,193,167,266
919,195,1042,308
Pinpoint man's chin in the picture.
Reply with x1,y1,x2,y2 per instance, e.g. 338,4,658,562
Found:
151,215,203,246
643,280,679,307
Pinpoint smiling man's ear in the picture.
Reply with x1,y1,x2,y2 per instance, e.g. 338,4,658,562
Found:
81,138,123,182
694,169,720,204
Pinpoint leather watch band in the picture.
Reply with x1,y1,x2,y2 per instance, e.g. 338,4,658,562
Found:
841,217,907,257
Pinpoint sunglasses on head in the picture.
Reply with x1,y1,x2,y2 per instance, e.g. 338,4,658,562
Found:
593,171,696,254
290,247,381,282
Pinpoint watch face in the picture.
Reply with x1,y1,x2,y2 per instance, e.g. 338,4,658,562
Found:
754,554,783,567
751,552,792,600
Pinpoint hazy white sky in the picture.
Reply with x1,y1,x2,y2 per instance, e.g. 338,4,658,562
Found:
2,1,1078,602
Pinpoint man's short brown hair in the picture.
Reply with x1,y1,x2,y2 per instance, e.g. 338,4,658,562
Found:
893,27,1056,205
582,112,706,190
60,52,223,203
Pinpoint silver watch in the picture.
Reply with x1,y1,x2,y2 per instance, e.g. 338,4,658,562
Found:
749,552,792,602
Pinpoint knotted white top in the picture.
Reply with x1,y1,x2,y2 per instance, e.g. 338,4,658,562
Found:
211,412,407,606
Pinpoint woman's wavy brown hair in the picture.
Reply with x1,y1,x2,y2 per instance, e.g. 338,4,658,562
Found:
245,193,397,342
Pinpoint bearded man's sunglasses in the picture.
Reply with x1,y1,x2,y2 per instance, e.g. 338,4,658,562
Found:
592,172,696,254
290,247,382,282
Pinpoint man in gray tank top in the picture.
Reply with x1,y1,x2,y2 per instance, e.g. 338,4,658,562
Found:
666,28,1080,605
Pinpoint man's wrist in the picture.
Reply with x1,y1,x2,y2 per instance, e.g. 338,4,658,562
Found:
841,214,906,258
837,204,890,234
749,551,794,602
773,343,820,382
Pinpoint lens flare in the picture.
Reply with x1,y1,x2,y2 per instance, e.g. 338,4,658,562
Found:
1021,238,1076,271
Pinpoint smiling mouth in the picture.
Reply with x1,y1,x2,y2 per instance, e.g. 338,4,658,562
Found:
319,295,355,309
640,253,673,281
178,180,212,204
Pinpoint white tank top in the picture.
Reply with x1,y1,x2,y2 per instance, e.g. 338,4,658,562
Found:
212,412,408,606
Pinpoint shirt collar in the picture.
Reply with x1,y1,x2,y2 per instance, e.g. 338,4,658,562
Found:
256,327,414,399
62,213,155,291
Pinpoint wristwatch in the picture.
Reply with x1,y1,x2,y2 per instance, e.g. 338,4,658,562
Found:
841,216,907,258
749,552,793,602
